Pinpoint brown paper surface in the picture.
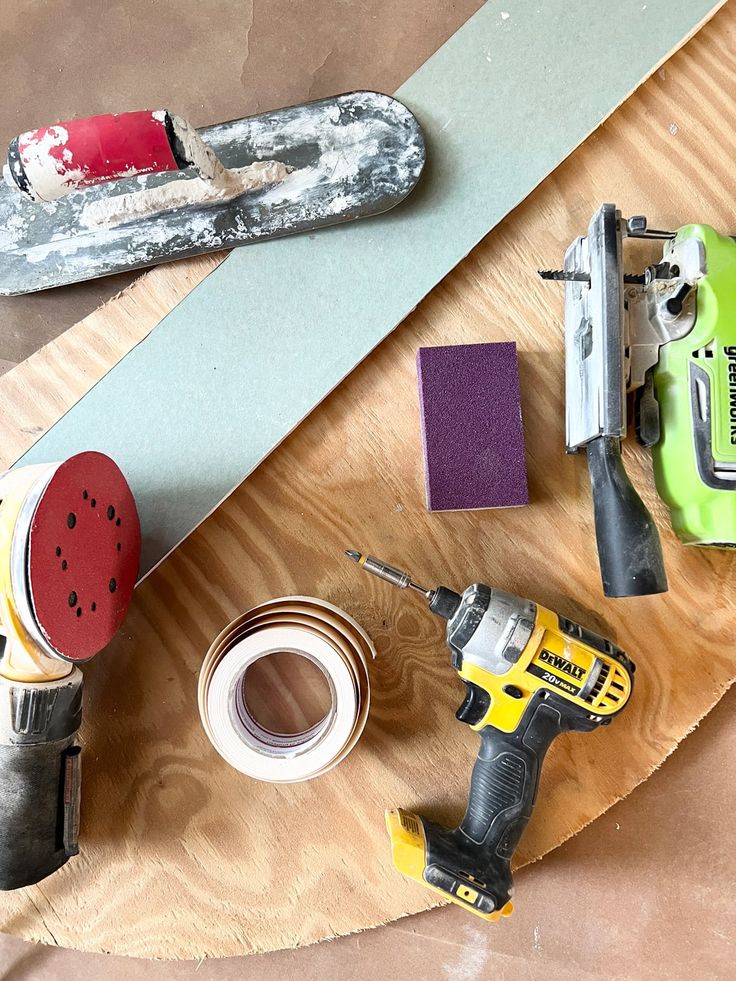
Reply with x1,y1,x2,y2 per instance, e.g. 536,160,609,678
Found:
0,0,734,970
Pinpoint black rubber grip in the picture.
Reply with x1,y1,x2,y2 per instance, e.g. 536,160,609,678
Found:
586,435,668,598
422,693,603,911
459,699,564,852
0,677,83,890
0,738,81,889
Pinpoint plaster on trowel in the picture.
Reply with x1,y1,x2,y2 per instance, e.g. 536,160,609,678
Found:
0,92,425,295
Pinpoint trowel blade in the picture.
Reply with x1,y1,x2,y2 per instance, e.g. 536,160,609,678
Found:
0,91,425,295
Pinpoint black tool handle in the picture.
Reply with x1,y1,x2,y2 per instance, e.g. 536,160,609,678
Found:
422,694,601,913
458,698,564,854
586,435,668,597
0,674,83,890
0,739,81,890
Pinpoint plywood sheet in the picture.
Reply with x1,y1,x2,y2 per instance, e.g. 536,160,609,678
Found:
0,0,735,962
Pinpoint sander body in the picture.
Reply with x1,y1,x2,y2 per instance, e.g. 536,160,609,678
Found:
0,452,140,888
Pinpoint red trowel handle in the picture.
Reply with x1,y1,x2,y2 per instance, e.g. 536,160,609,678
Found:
5,110,195,203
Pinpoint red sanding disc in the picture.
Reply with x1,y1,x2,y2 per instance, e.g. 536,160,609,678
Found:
27,452,141,661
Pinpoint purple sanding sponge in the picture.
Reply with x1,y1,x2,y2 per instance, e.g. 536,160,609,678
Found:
416,342,529,511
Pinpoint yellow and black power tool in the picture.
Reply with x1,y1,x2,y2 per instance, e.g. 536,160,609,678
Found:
345,550,634,921
0,452,140,889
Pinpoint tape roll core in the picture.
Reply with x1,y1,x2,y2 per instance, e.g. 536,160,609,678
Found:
198,597,374,783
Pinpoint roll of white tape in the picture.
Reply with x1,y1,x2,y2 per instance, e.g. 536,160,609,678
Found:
198,596,374,783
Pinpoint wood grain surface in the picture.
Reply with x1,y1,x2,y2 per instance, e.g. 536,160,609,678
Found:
1,4,736,959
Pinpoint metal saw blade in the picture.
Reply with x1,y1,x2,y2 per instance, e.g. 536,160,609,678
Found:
0,91,425,295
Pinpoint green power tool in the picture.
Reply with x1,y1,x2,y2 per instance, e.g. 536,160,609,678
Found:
541,204,736,598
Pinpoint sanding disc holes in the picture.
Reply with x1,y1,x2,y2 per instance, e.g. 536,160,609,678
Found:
55,487,126,618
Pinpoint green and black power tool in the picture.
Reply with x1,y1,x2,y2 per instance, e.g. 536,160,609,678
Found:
346,550,634,921
541,204,736,597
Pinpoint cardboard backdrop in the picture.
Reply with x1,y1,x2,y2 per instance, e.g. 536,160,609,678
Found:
0,0,734,961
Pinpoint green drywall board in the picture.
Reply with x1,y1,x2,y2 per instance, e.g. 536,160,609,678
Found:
18,0,721,574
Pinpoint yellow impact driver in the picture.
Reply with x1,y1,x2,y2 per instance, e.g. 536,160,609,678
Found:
345,550,635,921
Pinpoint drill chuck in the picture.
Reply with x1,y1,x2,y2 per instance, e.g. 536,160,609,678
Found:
428,586,463,620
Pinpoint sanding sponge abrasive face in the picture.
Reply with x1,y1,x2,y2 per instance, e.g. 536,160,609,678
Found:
416,342,529,512
27,451,141,661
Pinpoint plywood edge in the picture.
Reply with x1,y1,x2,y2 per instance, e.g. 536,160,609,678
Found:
170,674,736,963
0,253,226,470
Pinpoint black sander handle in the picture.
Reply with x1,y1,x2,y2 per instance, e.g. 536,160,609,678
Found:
585,435,668,597
0,672,83,890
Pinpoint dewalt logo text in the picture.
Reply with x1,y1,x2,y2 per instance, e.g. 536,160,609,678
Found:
538,649,585,681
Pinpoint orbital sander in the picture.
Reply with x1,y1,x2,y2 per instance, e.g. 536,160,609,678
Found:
0,451,140,889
